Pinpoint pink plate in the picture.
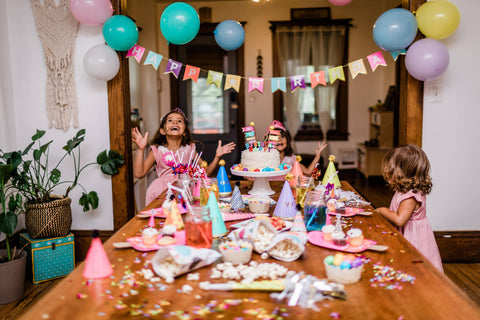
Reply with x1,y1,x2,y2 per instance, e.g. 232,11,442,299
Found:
328,207,364,217
222,212,256,222
138,204,188,218
308,231,377,253
126,235,179,252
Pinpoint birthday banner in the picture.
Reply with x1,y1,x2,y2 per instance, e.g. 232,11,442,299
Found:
127,44,406,94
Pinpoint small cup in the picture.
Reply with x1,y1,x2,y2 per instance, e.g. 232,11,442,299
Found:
322,224,336,242
248,198,270,213
332,230,347,246
218,239,253,265
142,227,159,245
347,228,364,246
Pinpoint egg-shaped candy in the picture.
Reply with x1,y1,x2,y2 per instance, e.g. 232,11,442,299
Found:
340,261,351,269
352,257,363,268
333,253,345,266
324,255,335,265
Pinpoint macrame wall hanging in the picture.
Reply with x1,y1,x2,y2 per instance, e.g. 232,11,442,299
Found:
30,0,79,131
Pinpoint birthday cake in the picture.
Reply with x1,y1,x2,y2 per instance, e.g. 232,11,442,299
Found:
241,149,281,170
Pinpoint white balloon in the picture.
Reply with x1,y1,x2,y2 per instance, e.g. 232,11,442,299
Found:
83,44,120,81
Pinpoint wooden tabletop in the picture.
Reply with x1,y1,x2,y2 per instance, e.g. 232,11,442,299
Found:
19,181,480,319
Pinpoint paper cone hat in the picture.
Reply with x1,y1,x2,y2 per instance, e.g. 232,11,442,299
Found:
230,183,245,211
322,155,341,187
148,212,156,228
273,181,297,220
208,191,227,237
289,157,304,187
165,199,184,230
216,160,232,196
83,230,113,279
291,212,307,234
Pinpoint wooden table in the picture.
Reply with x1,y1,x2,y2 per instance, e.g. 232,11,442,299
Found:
19,181,480,319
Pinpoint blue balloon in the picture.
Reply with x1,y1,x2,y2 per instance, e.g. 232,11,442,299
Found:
373,8,418,52
103,15,139,51
160,2,200,45
214,20,245,51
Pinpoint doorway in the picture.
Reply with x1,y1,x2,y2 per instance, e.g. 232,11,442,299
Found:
169,23,245,174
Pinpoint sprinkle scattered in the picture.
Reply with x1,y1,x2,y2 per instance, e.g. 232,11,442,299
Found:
370,262,415,290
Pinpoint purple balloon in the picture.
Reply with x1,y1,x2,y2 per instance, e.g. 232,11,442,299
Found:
405,38,449,81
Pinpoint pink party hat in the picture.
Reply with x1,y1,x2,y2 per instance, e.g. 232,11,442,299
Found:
289,157,304,187
148,212,156,228
273,181,297,220
83,230,113,279
291,211,307,234
230,182,245,211
207,191,228,237
165,198,184,230
216,160,232,197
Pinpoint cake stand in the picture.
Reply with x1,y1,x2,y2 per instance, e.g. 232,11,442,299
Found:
230,167,292,196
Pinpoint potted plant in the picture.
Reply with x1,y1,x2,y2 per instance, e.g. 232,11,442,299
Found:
1,129,124,239
0,163,27,305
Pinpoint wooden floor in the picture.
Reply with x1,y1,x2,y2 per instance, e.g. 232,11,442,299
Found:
1,169,479,318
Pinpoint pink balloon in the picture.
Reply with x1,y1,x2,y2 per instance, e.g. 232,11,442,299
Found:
328,0,353,6
70,0,113,26
405,38,449,81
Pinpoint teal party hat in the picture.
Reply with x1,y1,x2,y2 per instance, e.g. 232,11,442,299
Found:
207,191,228,237
216,160,232,197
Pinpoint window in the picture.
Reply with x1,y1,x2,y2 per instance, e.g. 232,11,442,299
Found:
271,20,351,141
190,78,224,134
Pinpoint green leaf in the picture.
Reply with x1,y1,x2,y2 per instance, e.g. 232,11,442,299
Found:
32,129,45,141
97,150,124,176
79,191,99,212
0,211,18,235
0,164,14,185
8,151,23,168
7,194,21,212
63,129,85,153
49,168,61,184
22,141,35,156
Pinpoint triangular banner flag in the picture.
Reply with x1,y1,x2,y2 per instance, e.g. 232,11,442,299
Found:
248,77,264,93
271,77,286,92
328,66,345,84
310,71,326,88
367,51,387,72
164,59,182,78
290,75,306,92
183,65,200,82
224,74,241,92
207,70,223,88
390,49,407,62
143,51,162,70
127,44,145,63
348,59,367,79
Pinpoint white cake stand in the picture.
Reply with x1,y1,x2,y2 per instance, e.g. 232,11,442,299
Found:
230,167,292,196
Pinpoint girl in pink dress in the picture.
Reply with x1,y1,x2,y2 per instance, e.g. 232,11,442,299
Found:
376,144,443,272
267,121,327,181
133,109,235,205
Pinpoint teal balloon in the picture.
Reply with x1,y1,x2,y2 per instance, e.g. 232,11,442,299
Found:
103,15,139,51
160,2,200,45
214,20,245,51
373,8,417,52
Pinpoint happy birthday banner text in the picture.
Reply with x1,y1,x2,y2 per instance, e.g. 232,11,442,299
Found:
127,44,405,93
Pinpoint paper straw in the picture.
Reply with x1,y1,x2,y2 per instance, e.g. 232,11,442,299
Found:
187,149,194,166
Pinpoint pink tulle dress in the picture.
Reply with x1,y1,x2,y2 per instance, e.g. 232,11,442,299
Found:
270,154,296,181
145,144,196,205
390,190,444,272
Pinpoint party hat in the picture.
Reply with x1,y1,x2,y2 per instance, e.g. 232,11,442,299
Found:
207,191,228,237
322,155,341,188
165,198,184,230
289,156,304,187
289,209,307,244
230,182,245,211
273,181,297,220
216,160,232,197
83,230,113,279
148,211,156,228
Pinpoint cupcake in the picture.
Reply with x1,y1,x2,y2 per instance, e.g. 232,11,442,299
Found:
218,240,253,265
324,253,364,284
322,224,336,242
347,228,364,246
142,227,159,245
331,230,347,246
162,224,176,237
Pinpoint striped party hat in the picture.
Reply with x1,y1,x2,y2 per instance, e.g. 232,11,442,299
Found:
230,182,245,211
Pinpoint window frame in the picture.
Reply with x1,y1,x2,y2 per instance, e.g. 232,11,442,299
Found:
270,19,351,141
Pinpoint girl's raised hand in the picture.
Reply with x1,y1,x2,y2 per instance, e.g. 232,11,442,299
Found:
315,140,328,157
132,127,149,150
215,140,236,157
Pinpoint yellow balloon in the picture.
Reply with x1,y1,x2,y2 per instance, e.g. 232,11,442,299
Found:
416,0,460,39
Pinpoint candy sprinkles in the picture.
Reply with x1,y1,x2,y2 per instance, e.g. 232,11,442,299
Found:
370,262,416,290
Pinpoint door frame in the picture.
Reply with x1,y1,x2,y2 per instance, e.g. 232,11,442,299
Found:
107,0,425,230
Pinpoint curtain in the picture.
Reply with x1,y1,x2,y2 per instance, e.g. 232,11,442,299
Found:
275,25,346,135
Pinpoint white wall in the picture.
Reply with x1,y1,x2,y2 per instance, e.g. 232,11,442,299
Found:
423,0,480,230
2,1,114,230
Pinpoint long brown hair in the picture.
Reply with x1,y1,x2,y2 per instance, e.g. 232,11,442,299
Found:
278,129,294,157
151,110,193,147
382,144,432,194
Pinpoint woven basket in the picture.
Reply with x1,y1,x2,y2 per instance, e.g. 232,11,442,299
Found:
25,197,72,239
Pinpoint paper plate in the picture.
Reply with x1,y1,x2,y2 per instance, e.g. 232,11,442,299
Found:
328,207,373,217
138,204,188,218
231,219,293,232
307,231,377,253
126,235,179,252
